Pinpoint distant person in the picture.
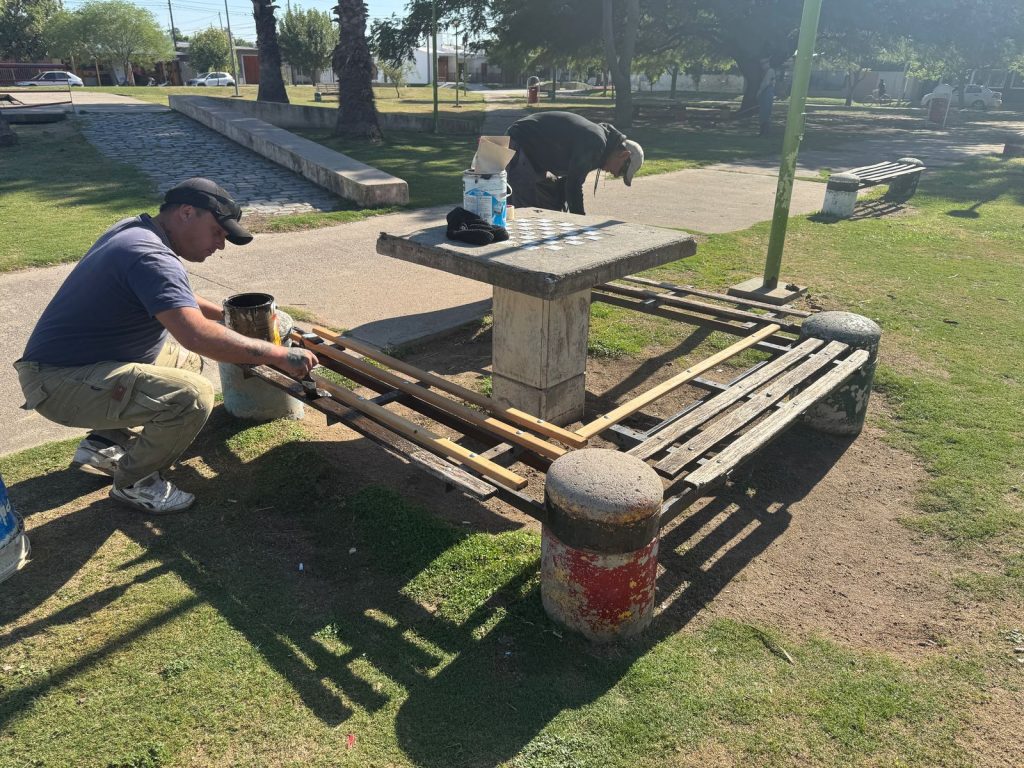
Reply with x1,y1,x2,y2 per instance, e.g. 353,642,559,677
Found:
505,111,644,215
877,78,887,98
14,179,318,514
757,58,776,136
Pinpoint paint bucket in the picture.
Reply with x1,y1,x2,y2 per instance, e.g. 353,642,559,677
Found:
219,292,304,421
0,474,31,584
463,170,512,228
224,292,281,345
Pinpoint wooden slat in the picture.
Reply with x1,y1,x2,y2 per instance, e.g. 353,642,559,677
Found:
683,349,871,490
628,337,826,461
247,365,497,500
848,161,896,175
618,275,812,317
655,340,849,476
857,166,921,182
601,282,803,334
300,336,566,461
306,327,587,448
310,372,529,491
575,323,782,440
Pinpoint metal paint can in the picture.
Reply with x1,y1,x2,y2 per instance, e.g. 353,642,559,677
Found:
0,474,31,584
224,292,281,345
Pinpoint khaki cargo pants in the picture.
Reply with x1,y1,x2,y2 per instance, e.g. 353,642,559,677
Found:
14,339,215,487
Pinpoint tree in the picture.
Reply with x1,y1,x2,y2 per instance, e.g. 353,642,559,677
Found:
0,0,60,60
332,0,381,141
189,27,231,74
604,0,639,126
252,0,289,102
70,0,172,86
279,5,337,84
379,59,414,97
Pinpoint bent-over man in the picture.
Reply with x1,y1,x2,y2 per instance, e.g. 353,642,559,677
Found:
505,111,644,215
15,178,318,514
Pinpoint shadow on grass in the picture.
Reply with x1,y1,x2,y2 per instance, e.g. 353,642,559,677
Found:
1,407,854,766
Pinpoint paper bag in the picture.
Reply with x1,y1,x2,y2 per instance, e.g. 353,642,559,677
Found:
472,135,517,174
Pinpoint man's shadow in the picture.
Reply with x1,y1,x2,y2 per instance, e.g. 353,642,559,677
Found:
2,410,855,768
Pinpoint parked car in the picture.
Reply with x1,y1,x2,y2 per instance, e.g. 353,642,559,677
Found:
14,71,84,87
921,84,1002,110
187,72,235,87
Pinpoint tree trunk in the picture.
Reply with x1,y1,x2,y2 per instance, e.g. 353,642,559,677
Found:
253,0,289,103
737,55,762,116
124,60,136,86
956,72,967,109
670,65,678,97
332,0,382,141
94,59,101,86
602,0,638,128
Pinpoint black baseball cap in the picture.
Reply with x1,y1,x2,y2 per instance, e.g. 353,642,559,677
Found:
164,177,253,245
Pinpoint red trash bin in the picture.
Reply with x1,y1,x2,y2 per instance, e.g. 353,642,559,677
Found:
527,85,539,104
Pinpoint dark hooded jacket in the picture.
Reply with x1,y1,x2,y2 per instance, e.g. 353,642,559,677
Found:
507,111,626,214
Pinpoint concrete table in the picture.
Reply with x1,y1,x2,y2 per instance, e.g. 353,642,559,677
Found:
376,210,697,424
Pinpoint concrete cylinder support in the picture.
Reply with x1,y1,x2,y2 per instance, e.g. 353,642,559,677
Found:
820,172,860,219
885,157,924,201
798,312,881,436
541,449,664,642
1003,136,1024,158
220,294,303,421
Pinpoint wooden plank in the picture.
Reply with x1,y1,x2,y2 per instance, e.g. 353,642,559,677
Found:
311,372,529,491
857,166,921,182
683,350,870,491
300,336,567,461
304,327,587,448
601,282,803,334
848,161,896,175
628,337,826,461
575,323,782,440
247,366,497,500
655,340,849,476
618,276,812,317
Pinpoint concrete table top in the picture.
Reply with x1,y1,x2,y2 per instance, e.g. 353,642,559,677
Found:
376,209,697,300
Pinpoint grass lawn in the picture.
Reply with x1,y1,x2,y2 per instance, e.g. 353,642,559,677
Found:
1,157,1022,766
79,84,486,123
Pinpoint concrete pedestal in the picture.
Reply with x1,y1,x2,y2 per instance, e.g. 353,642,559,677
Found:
821,172,861,219
491,286,591,425
1003,138,1024,158
541,449,663,642
219,363,305,422
798,312,881,435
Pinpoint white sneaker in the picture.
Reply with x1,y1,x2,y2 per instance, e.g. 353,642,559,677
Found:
109,473,195,514
72,437,126,477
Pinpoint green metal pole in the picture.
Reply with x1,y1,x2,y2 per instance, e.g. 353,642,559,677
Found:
762,0,824,287
431,0,439,133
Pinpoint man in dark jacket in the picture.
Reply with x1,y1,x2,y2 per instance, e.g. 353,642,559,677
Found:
505,111,644,215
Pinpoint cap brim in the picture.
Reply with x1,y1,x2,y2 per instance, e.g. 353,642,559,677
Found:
623,168,636,187
218,216,253,246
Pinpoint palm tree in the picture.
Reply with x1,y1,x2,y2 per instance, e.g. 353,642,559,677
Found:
332,0,382,141
253,0,289,103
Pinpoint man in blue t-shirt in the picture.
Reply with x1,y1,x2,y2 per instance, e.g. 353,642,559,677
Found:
15,178,318,514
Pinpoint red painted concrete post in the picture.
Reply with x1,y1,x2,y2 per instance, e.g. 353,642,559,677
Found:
541,449,664,641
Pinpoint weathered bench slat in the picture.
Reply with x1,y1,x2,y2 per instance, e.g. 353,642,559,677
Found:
601,281,804,334
620,275,812,317
682,349,871,491
576,323,782,440
855,166,922,183
248,365,498,499
655,340,849,476
628,337,826,461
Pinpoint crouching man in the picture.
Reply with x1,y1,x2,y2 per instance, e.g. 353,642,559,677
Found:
14,178,318,514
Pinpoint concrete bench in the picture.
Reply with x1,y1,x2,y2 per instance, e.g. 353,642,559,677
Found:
821,157,925,218
168,95,408,207
314,83,339,101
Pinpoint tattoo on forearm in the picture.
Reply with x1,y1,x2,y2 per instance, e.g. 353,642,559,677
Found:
243,339,273,360
286,349,306,368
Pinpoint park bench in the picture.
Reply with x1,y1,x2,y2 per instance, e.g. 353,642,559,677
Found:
314,82,339,102
634,101,731,128
247,276,872,536
821,157,925,219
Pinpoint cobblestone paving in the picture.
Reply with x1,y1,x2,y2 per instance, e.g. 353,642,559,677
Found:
77,110,341,215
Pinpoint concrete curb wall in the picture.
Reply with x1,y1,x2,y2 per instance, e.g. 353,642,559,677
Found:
171,94,479,135
169,95,409,207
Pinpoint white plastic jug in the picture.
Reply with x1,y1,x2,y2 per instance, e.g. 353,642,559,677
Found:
463,170,512,228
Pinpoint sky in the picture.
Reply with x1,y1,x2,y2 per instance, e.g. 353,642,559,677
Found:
61,0,453,48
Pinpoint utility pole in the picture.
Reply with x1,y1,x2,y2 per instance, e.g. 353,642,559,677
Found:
431,0,439,133
167,0,178,47
224,0,241,96
218,11,223,31
453,19,459,108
